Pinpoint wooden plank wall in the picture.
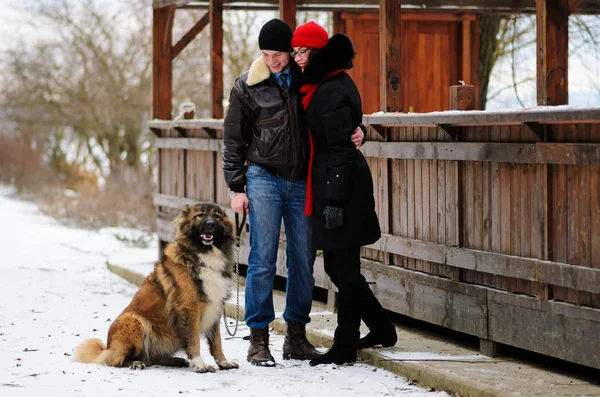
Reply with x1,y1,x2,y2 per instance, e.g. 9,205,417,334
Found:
550,123,600,306
378,122,600,308
459,125,548,298
387,125,458,278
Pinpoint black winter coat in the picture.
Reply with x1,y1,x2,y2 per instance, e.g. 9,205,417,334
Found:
222,58,309,193
301,34,381,250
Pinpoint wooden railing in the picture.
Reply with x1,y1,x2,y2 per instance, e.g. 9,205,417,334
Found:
148,106,600,369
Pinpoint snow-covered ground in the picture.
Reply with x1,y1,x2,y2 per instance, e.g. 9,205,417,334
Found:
0,185,448,397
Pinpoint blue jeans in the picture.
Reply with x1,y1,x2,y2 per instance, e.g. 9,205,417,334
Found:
245,163,315,329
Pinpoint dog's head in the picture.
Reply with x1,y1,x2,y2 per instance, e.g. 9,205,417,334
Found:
173,203,235,253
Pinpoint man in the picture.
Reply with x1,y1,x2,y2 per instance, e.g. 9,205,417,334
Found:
222,19,363,367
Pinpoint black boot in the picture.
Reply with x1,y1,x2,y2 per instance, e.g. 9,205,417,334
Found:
309,343,357,366
358,324,397,349
247,327,276,367
358,291,398,349
282,322,322,360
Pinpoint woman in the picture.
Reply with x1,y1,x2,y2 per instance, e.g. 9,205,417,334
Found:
291,21,397,366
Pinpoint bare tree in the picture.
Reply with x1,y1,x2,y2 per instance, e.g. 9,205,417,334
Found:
483,14,600,109
1,0,153,179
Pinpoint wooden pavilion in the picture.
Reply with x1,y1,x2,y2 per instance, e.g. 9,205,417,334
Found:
149,0,600,372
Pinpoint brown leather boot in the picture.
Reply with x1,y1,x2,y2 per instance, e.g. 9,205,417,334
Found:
247,327,276,367
282,322,323,360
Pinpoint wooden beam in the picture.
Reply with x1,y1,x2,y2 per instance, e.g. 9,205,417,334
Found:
152,6,174,120
173,0,600,14
153,0,190,8
362,107,600,127
210,0,224,119
360,141,600,165
147,119,224,130
379,0,402,112
569,0,584,13
536,0,569,106
366,233,600,294
154,137,224,151
279,0,297,32
172,12,210,60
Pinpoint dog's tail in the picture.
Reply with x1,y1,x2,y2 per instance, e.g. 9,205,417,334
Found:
73,338,127,367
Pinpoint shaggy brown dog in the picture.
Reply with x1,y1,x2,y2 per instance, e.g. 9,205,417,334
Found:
74,203,239,373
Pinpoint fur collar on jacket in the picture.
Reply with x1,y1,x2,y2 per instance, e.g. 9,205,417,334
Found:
246,56,302,90
301,34,355,85
247,57,271,87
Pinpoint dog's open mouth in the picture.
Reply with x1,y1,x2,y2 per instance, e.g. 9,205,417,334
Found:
200,234,214,245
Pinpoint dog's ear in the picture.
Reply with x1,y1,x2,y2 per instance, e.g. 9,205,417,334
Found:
172,205,191,232
180,204,191,216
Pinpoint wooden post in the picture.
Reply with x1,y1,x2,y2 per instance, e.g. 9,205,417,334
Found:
480,338,498,358
379,0,402,112
461,18,472,87
378,0,400,266
326,290,337,313
448,84,474,284
449,84,475,111
536,0,565,303
152,6,174,120
152,5,174,257
536,0,569,106
279,0,296,32
210,0,224,119
333,11,343,34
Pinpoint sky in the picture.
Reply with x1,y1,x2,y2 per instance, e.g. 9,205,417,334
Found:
0,184,449,397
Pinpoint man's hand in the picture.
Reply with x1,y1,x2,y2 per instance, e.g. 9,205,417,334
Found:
351,126,364,149
231,193,249,214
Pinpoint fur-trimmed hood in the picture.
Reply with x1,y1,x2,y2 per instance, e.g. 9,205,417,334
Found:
301,34,355,85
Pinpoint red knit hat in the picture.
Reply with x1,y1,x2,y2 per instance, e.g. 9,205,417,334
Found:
291,21,328,50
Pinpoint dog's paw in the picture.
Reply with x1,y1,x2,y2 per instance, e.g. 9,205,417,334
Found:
129,361,147,370
191,357,216,373
216,359,239,370
195,364,217,373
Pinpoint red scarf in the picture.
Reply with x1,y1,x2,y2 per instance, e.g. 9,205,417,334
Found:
300,68,346,216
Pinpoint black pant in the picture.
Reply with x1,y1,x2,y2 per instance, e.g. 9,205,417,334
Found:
323,247,387,347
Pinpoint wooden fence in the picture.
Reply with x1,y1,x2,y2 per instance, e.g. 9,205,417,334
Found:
148,106,600,370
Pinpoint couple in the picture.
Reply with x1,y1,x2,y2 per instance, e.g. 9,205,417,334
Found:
222,19,397,367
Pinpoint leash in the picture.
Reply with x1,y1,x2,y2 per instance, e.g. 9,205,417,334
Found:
223,211,246,337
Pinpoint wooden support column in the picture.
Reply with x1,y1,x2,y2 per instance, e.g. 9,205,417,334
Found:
379,0,402,112
210,0,224,119
152,6,174,120
461,17,472,86
536,0,569,106
536,0,561,303
153,5,174,256
378,0,401,267
333,11,344,34
279,0,296,32
448,85,475,284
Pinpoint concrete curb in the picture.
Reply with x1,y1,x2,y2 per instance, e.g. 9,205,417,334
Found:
107,263,525,397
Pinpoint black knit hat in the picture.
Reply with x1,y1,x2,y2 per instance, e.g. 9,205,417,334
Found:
258,19,292,52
